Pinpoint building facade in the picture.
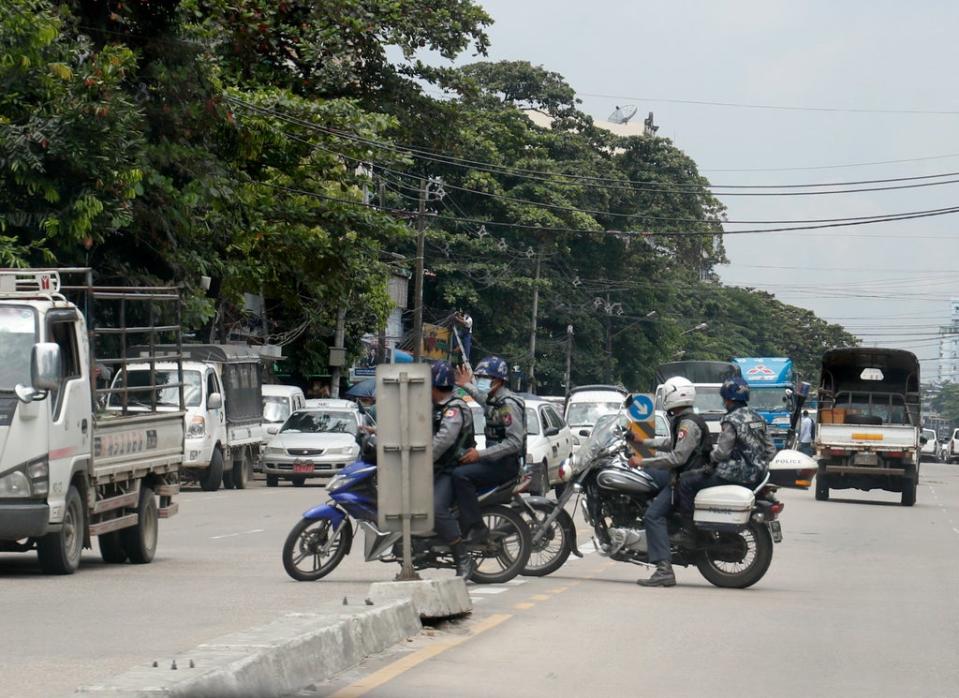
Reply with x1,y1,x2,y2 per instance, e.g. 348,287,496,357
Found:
938,298,959,384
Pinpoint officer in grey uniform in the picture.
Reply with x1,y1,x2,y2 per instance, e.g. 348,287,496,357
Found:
430,361,476,577
453,356,525,542
678,376,777,516
631,376,711,588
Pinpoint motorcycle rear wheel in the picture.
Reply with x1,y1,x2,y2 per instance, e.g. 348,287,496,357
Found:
519,501,574,577
696,521,773,589
469,505,532,585
282,517,352,581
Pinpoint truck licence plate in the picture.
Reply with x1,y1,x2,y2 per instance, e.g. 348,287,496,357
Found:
293,462,314,474
768,521,783,543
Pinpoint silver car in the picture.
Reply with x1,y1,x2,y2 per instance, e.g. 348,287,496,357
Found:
261,407,368,487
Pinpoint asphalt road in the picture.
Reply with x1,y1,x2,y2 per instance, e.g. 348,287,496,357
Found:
3,465,959,697
307,463,959,698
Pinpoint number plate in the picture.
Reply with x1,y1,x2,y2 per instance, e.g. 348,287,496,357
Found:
768,520,783,543
293,462,314,474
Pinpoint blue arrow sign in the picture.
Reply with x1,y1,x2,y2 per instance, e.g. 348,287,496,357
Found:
627,394,654,422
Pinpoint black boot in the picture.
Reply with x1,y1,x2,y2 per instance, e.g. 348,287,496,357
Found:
637,561,676,587
452,541,474,579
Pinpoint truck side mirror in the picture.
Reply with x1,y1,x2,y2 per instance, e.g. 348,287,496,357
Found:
207,392,223,410
16,343,61,403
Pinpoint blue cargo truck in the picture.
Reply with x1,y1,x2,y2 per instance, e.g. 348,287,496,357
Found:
732,357,795,449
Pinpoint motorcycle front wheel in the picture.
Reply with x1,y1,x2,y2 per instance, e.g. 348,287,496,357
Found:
518,501,574,577
695,521,773,589
470,505,532,585
282,517,352,581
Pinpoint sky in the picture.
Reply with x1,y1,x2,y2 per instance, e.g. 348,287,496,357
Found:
428,0,959,380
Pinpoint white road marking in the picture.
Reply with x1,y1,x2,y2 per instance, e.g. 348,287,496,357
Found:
470,587,509,595
210,528,265,540
504,579,528,586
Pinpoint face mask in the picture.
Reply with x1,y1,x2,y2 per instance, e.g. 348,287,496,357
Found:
475,377,493,392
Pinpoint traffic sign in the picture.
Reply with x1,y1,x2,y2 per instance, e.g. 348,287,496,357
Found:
625,393,657,463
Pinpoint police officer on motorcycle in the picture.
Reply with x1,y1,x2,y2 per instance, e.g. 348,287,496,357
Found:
678,376,777,516
629,376,711,588
431,361,476,578
454,356,526,543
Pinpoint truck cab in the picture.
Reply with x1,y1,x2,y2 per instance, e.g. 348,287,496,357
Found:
814,348,921,506
733,357,795,449
0,269,183,574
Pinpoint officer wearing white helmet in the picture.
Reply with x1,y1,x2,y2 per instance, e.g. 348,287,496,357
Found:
628,376,711,588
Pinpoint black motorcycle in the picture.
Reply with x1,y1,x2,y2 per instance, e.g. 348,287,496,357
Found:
538,413,783,588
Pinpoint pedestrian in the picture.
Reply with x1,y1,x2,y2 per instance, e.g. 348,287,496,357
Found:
798,409,815,456
454,310,473,362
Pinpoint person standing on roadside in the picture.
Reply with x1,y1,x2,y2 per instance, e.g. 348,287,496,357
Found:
798,410,815,456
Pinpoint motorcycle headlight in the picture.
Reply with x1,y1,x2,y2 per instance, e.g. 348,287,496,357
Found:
187,415,206,438
0,471,31,497
327,472,348,492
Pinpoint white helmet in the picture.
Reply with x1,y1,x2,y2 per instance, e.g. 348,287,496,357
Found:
661,376,696,412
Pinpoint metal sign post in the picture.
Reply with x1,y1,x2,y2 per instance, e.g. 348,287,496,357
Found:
376,364,433,581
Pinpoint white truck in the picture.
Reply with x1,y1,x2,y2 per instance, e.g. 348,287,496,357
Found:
0,269,183,574
814,348,922,506
116,345,265,491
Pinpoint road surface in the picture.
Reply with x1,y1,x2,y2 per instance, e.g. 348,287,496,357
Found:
3,466,959,697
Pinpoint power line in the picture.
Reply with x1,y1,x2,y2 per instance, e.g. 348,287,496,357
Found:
577,92,959,117
226,97,959,197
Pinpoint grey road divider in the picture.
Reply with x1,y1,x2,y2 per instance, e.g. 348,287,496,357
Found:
75,599,422,698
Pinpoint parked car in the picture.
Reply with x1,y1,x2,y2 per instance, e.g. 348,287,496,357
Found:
261,400,372,487
946,428,959,464
525,396,574,493
920,428,939,462
564,385,628,455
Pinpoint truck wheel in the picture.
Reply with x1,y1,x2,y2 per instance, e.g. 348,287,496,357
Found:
266,474,279,487
98,531,127,564
815,466,829,501
121,486,158,564
222,467,235,490
37,485,84,575
232,448,252,490
200,449,224,492
901,473,917,507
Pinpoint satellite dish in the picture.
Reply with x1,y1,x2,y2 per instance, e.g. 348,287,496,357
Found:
608,105,639,124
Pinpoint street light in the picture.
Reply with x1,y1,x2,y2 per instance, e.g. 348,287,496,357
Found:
682,322,708,335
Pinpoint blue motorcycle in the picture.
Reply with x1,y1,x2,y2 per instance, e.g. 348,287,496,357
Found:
281,458,532,584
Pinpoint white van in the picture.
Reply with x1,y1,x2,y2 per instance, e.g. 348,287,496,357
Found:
565,385,628,454
262,384,306,438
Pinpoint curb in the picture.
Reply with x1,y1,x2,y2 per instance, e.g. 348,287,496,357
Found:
75,600,421,697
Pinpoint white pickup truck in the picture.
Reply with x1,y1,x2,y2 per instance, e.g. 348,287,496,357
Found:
0,269,183,573
814,348,921,507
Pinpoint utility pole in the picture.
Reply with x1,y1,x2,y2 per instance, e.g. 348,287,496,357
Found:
329,305,346,398
377,180,388,364
528,249,541,394
605,293,613,383
564,324,574,397
412,179,428,361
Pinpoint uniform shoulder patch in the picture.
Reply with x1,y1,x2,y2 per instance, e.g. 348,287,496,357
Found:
443,408,459,419
677,428,688,440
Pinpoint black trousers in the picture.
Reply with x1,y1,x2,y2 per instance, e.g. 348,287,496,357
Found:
450,461,518,531
433,473,462,544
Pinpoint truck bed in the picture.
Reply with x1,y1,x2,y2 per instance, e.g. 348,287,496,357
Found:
92,411,185,482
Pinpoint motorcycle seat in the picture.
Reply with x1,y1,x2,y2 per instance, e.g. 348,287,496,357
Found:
477,479,519,506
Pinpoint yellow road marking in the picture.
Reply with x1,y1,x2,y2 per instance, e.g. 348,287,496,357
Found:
329,613,512,698
548,587,568,594
530,594,550,601
513,602,535,610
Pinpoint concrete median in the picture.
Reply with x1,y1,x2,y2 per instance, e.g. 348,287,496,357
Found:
75,599,422,698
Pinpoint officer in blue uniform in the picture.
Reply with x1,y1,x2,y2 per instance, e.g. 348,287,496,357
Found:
454,356,526,542
430,361,476,577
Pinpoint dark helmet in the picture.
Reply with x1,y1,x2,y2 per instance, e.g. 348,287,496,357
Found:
431,360,455,389
720,376,750,403
474,355,509,380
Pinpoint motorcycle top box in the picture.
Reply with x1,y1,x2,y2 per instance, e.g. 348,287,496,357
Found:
596,468,658,496
693,485,755,528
